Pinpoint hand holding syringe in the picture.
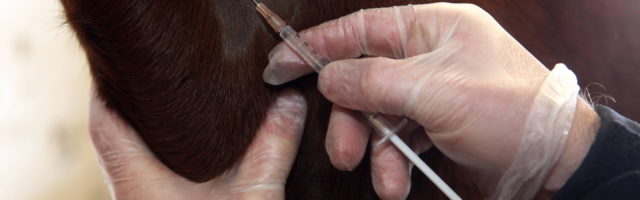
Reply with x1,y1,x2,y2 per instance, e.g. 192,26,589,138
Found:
253,1,461,199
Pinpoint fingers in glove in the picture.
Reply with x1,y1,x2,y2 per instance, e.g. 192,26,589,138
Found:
325,105,370,171
231,89,307,198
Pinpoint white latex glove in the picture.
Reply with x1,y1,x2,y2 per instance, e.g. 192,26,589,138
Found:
89,88,307,200
263,3,599,199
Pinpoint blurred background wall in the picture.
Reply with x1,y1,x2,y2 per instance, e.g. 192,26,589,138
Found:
0,0,109,199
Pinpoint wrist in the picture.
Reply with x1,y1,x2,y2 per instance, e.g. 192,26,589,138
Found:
539,97,600,198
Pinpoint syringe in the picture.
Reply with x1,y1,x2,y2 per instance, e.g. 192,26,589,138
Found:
253,2,461,199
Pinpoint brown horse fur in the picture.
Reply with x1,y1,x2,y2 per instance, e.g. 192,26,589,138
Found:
61,0,640,199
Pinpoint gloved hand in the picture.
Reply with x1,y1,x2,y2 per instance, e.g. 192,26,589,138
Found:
263,3,600,199
89,88,306,199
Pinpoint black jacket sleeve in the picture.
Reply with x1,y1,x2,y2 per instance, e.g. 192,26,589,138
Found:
553,105,640,200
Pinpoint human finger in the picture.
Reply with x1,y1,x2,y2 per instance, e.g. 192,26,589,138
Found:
318,56,428,116
263,3,463,85
370,133,412,200
325,105,370,171
263,43,316,85
89,90,176,189
230,89,307,198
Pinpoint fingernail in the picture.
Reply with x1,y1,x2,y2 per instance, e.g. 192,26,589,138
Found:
263,47,310,85
263,62,282,85
263,60,289,85
263,46,290,85
263,60,309,85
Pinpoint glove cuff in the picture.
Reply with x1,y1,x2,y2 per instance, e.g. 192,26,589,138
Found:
492,63,580,200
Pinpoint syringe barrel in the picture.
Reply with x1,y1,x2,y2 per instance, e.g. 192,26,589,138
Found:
279,26,330,73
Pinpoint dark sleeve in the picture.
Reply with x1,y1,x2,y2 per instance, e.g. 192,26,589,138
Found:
553,105,640,200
